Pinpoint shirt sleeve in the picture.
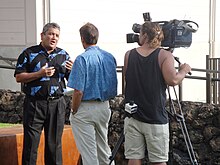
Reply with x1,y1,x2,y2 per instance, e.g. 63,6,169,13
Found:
67,56,86,91
14,50,28,77
64,52,72,79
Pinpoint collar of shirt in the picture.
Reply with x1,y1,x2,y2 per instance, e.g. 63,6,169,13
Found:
85,45,99,52
39,43,58,55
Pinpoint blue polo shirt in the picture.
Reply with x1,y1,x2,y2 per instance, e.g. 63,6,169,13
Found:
67,46,117,101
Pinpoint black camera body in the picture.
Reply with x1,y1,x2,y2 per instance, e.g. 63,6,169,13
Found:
127,12,199,48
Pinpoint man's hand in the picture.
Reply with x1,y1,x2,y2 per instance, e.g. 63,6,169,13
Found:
40,63,55,77
179,63,191,75
65,60,73,70
71,108,78,115
16,63,55,83
71,89,83,115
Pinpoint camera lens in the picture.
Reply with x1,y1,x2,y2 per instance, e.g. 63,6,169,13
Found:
126,33,139,43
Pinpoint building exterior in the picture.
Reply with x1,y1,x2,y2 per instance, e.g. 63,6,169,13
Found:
0,0,219,102
0,0,45,91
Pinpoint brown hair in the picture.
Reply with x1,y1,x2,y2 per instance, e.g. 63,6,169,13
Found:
141,21,164,48
79,22,99,44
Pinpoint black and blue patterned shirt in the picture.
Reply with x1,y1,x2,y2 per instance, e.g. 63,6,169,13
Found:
14,43,71,98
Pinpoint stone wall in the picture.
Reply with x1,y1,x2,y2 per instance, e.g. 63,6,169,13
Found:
1,89,220,165
109,96,220,165
0,89,71,124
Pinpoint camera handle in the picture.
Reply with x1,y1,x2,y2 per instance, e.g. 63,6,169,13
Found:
174,56,192,75
165,47,192,75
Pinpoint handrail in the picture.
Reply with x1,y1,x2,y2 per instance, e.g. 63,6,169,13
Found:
0,65,15,69
1,56,220,103
0,56,17,61
0,56,17,69
116,66,125,95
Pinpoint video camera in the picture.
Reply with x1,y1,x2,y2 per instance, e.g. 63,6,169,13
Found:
126,12,199,48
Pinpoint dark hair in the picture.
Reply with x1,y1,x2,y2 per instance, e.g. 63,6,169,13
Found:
79,22,99,44
42,22,60,34
141,21,164,48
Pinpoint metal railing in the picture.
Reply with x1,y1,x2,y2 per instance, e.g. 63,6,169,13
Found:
117,55,220,104
0,56,17,69
1,55,220,104
206,55,220,104
116,66,125,95
177,55,220,104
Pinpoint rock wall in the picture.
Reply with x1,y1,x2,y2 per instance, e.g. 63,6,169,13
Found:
109,96,220,165
0,89,72,124
1,89,220,165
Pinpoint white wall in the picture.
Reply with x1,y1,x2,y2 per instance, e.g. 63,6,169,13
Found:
0,0,25,91
49,0,216,102
0,0,26,45
0,0,39,91
215,0,220,57
0,0,219,102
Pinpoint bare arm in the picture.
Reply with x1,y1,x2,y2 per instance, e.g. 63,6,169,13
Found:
123,50,130,77
71,89,83,114
159,49,191,86
124,51,130,73
15,64,55,83
123,50,130,90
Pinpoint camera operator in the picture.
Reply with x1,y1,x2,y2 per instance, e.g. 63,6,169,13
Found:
123,21,191,165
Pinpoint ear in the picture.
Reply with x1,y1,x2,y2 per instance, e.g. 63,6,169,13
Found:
81,37,86,48
40,32,44,40
143,33,148,40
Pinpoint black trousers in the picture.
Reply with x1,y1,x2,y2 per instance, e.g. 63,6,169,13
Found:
22,96,66,165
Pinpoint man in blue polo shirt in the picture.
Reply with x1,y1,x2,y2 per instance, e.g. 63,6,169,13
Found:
67,22,117,165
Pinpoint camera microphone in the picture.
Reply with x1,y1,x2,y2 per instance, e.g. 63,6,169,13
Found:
125,101,138,114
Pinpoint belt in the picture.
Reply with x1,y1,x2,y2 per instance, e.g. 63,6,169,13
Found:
82,99,102,102
28,95,63,101
47,96,62,101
